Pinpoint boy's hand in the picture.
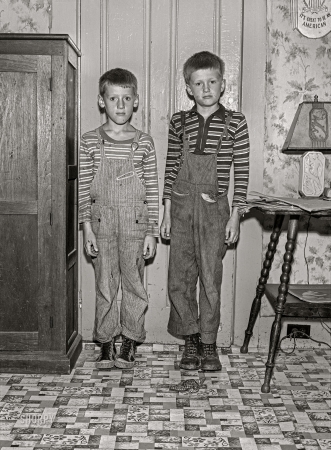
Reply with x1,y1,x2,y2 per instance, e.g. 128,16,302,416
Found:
160,215,171,239
82,222,99,257
225,208,240,245
143,235,157,259
160,199,171,239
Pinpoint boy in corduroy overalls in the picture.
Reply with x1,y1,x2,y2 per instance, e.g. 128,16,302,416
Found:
79,69,159,369
161,51,250,371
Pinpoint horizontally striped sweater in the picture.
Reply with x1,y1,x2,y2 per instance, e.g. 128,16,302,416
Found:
163,105,250,209
79,127,159,236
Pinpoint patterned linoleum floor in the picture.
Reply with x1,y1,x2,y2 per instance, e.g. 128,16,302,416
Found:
0,343,330,449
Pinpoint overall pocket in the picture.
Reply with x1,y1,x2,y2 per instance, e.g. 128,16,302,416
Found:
172,190,189,197
201,192,217,203
217,194,230,219
172,183,189,198
135,202,149,224
90,203,102,234
131,203,149,239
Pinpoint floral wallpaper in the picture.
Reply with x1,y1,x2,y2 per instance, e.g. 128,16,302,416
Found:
264,0,331,285
0,0,51,33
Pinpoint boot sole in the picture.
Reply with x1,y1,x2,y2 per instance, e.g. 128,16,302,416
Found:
95,360,115,369
114,358,135,369
179,360,201,370
201,363,222,371
179,364,201,370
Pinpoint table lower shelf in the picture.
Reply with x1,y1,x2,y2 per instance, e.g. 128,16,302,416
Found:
264,284,331,318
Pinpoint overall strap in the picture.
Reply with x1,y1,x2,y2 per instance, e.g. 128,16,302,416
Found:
216,110,233,155
130,129,141,157
96,127,105,158
178,111,188,170
181,111,187,145
180,111,189,152
181,110,186,135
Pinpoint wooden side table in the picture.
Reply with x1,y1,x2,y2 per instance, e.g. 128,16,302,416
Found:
240,205,331,393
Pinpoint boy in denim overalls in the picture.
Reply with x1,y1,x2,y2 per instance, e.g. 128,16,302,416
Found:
161,51,250,371
79,69,159,369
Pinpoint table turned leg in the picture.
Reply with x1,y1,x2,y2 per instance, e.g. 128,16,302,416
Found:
241,214,284,354
261,214,300,393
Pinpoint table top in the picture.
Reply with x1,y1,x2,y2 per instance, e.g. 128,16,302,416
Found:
245,194,331,216
264,284,331,318
252,206,331,216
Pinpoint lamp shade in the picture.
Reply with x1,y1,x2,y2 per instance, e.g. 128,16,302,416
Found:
282,96,331,153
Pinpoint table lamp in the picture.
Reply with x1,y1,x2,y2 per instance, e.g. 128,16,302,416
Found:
282,96,330,198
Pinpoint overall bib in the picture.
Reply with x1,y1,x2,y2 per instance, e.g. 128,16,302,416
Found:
90,128,149,344
168,114,231,344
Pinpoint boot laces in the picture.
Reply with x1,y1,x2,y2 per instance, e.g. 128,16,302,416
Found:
203,343,216,356
186,334,200,355
120,337,136,360
98,341,113,360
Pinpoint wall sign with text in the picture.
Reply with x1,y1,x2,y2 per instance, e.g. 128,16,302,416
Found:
291,0,331,38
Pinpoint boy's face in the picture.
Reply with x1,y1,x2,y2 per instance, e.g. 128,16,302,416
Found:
186,68,225,110
98,84,138,125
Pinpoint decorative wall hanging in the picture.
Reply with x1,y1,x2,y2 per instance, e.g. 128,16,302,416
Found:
290,0,331,38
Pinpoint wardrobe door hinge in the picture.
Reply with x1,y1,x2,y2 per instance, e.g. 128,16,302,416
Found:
50,316,54,328
49,77,53,91
50,212,53,226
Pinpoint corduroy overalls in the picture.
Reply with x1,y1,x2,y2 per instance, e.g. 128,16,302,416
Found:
90,128,149,344
167,112,232,344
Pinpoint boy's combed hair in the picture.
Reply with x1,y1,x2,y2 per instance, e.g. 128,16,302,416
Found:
99,68,138,96
183,51,225,84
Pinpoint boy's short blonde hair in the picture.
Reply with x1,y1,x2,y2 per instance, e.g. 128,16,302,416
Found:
183,51,225,84
99,68,138,96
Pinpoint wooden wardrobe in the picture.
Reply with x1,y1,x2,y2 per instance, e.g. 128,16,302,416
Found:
0,34,82,373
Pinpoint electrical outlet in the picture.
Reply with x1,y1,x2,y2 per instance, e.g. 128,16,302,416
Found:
287,324,311,339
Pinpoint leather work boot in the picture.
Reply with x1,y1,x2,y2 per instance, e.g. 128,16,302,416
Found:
95,339,117,369
201,342,222,371
179,333,202,370
115,336,137,369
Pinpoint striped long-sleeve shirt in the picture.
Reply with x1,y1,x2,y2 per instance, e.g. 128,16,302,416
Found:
163,104,250,208
79,127,159,236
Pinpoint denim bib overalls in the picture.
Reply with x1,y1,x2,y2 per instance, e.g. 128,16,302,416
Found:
167,112,232,344
90,127,149,344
